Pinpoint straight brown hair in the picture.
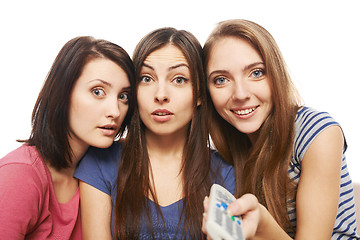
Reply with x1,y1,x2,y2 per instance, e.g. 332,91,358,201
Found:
114,28,211,239
203,19,302,232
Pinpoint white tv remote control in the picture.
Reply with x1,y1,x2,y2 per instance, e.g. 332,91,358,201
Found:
206,184,244,240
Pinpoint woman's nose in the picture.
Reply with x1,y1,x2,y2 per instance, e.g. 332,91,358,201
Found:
232,79,251,101
154,82,169,103
106,98,121,118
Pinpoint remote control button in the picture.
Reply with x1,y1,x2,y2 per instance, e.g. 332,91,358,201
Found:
221,202,228,210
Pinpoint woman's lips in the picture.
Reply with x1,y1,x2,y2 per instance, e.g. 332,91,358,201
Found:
231,106,258,119
151,109,174,122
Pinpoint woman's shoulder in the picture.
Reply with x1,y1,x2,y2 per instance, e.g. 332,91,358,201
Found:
0,145,48,202
210,150,234,179
293,106,342,161
210,150,236,194
74,141,123,195
294,106,340,145
83,141,123,164
76,141,123,177
295,106,338,129
210,150,232,169
0,145,48,182
1,144,41,166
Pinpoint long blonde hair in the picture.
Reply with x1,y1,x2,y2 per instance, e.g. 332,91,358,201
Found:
203,19,302,232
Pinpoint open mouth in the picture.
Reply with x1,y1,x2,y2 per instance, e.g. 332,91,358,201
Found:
151,109,173,122
153,112,171,116
99,124,117,131
152,109,173,116
99,125,118,136
100,126,115,130
231,106,257,116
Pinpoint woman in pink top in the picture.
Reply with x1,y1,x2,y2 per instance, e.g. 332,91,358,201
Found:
0,36,135,239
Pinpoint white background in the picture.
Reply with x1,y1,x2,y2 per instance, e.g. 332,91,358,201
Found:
0,0,359,182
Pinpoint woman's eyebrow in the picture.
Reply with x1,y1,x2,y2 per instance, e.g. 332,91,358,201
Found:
88,79,112,87
208,62,264,79
208,70,230,79
142,62,189,72
122,86,131,91
169,63,189,70
142,63,154,70
243,62,264,72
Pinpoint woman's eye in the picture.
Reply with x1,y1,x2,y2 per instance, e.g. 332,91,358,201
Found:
92,88,105,97
173,76,188,85
213,77,227,85
140,76,152,83
119,93,129,103
251,69,265,78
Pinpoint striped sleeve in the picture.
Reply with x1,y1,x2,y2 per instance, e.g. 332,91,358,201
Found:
287,107,359,239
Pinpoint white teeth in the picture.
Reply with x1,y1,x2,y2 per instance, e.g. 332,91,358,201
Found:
156,112,168,116
234,107,256,115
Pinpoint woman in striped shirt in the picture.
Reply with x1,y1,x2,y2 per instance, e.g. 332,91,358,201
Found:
202,19,359,239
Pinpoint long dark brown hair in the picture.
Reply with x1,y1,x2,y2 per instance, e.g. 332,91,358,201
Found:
23,36,135,170
203,19,302,232
114,28,211,239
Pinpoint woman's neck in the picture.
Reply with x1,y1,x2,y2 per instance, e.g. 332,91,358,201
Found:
46,140,86,180
68,135,89,168
145,128,187,164
46,162,79,204
45,138,88,204
145,127,188,206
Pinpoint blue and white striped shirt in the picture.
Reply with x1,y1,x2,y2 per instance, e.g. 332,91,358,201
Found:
288,107,359,239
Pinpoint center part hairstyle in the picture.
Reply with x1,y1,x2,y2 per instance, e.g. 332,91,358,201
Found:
114,27,211,239
203,19,302,232
25,36,135,170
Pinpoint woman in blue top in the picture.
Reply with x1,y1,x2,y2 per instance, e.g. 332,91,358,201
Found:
75,27,235,239
202,19,359,239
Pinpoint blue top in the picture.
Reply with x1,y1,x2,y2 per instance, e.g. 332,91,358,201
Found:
74,142,235,239
288,107,359,239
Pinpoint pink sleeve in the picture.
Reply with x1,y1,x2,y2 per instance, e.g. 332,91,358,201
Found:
0,163,43,239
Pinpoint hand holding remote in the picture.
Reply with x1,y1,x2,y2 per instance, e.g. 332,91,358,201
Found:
203,184,260,240
205,184,244,240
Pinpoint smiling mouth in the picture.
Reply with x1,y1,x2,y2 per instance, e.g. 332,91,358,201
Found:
231,107,257,116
